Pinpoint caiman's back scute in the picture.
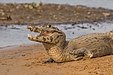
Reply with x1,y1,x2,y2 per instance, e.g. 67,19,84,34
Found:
27,24,113,63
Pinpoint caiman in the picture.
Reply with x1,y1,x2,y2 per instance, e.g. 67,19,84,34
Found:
27,24,113,63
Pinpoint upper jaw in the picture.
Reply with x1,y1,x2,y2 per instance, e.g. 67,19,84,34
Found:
27,25,41,33
27,26,33,31
27,26,52,36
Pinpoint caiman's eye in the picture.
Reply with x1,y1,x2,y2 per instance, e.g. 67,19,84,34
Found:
47,24,51,28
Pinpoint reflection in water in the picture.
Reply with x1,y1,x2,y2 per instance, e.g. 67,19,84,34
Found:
0,22,113,48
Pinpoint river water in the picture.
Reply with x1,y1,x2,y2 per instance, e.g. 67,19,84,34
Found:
0,22,113,48
0,0,113,9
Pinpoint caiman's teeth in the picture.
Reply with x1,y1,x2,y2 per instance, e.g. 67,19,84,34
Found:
27,34,31,37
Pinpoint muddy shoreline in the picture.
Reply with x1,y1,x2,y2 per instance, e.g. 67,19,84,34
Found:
0,3,113,25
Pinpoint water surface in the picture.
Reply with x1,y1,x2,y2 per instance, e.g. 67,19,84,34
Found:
0,22,113,48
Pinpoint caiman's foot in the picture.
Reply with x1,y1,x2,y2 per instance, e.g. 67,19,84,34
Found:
69,48,86,60
74,56,83,60
70,48,94,60
43,58,55,64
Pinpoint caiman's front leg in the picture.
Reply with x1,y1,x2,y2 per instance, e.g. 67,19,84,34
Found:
70,48,87,60
69,46,109,60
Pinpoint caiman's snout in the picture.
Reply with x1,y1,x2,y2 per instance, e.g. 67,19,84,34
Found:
27,25,41,33
27,26,34,31
27,25,40,41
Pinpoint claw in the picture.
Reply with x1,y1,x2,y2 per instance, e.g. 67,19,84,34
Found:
74,56,83,61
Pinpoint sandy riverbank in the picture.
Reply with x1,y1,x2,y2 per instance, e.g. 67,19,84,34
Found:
0,44,113,75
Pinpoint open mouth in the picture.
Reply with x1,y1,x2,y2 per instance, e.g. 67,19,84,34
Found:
27,31,49,37
27,31,52,41
27,25,53,40
27,31,51,39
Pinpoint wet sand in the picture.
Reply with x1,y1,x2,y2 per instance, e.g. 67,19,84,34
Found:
0,44,113,75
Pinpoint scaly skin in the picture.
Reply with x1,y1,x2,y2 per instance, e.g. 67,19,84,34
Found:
27,24,113,63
